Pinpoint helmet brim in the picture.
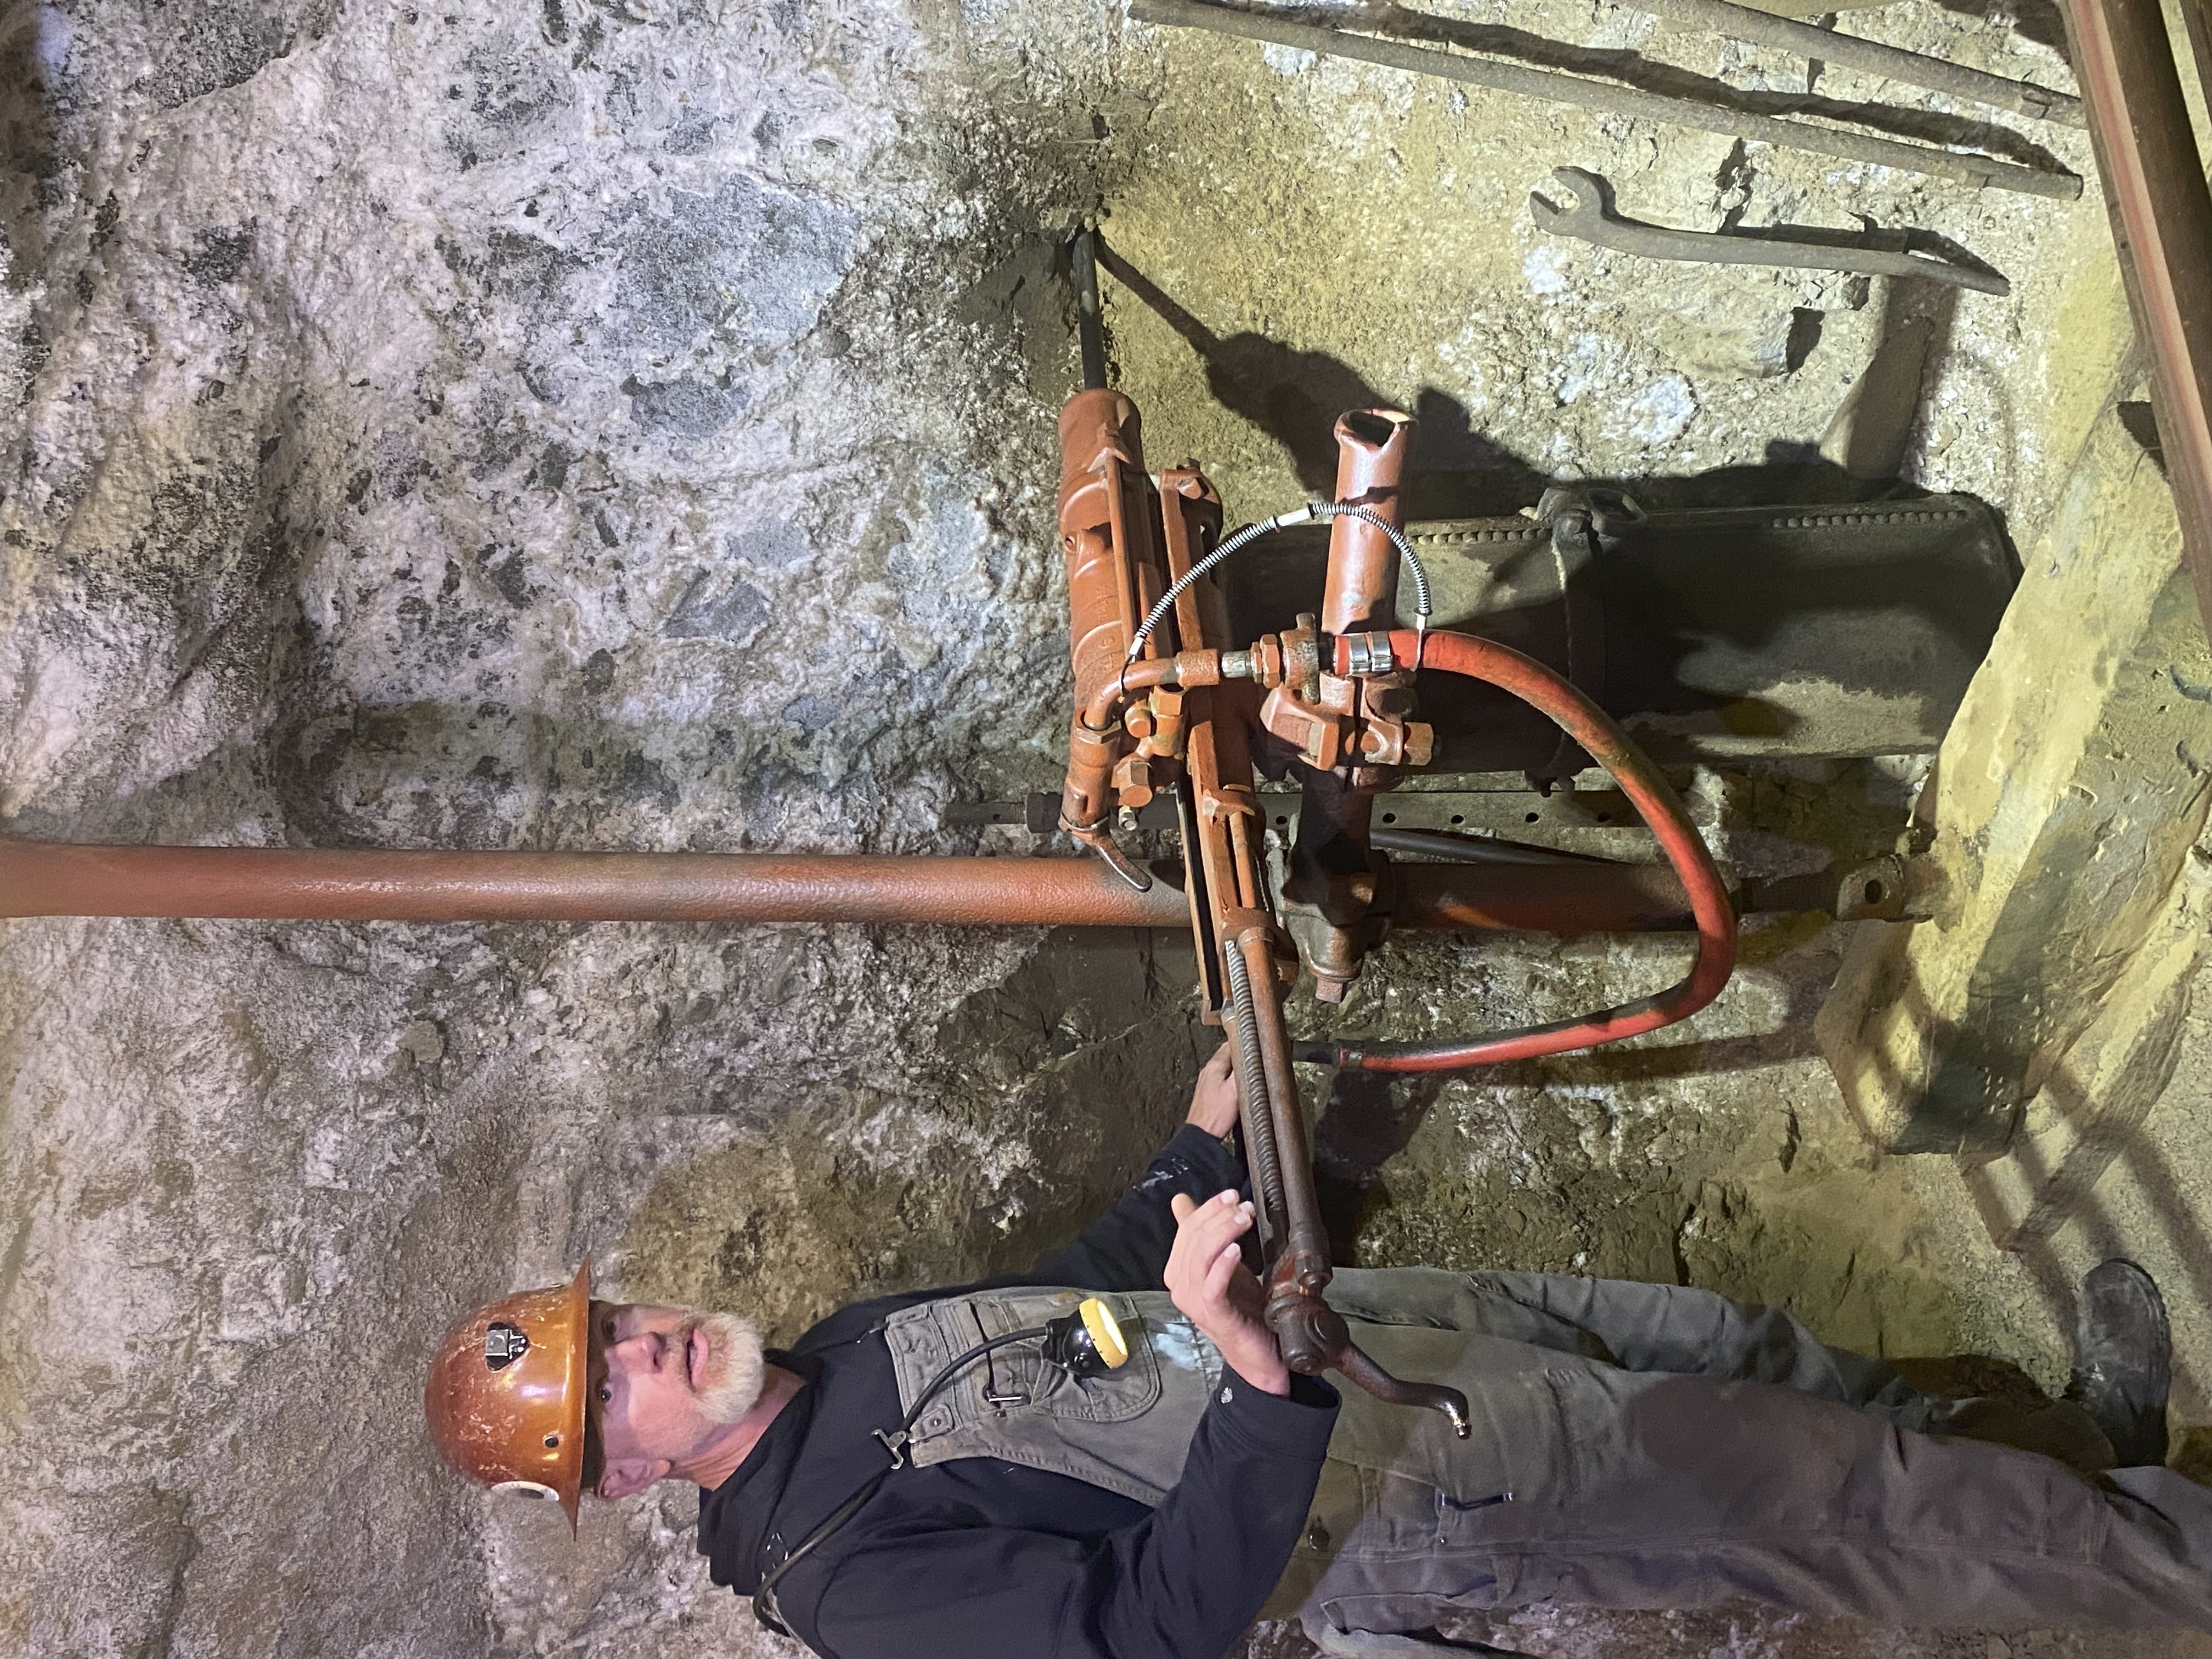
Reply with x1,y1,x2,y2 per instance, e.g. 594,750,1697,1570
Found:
553,1260,589,1530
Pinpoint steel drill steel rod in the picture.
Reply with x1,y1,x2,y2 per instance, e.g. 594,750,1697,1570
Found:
1130,0,2083,199
1071,226,1109,392
2062,0,2212,646
1622,0,2083,125
0,839,1711,931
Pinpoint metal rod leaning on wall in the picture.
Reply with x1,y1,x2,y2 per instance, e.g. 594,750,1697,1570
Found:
1071,225,1110,393
1532,165,2013,293
0,840,1710,931
2061,0,2212,645
1620,0,2083,126
1128,0,2084,200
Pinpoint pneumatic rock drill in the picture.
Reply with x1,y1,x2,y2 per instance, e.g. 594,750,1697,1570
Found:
1051,244,1738,1429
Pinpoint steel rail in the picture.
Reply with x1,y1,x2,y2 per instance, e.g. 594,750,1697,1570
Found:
2062,0,2212,645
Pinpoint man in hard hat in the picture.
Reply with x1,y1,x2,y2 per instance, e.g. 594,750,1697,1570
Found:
428,1046,2209,1656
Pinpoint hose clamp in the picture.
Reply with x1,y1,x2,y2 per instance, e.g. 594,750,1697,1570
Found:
1341,631,1396,678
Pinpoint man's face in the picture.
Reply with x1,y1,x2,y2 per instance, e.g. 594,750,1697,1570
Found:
586,1302,765,1493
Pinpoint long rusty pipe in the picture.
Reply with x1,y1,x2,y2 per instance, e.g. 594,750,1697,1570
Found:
0,843,1193,927
0,840,1707,930
2064,0,2212,642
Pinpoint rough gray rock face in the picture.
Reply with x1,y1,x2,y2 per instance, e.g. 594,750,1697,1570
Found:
4,0,2202,1657
0,3,1169,1654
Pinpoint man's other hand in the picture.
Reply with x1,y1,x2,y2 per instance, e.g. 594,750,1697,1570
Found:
1166,1189,1290,1395
1185,1044,1239,1138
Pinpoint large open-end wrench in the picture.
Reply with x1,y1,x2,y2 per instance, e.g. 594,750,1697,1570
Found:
1530,166,2011,295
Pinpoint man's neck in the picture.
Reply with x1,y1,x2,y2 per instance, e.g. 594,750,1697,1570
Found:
680,1363,808,1492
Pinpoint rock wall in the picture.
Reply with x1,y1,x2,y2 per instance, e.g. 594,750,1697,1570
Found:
5,1,2203,1656
0,2,1184,1652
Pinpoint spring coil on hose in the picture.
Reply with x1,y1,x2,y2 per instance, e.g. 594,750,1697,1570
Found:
1222,944,1288,1241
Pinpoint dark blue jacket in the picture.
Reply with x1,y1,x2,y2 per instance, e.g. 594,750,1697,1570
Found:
696,1126,1339,1659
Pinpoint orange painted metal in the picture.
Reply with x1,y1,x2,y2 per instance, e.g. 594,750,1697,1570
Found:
1291,410,1418,999
1056,390,1169,839
1319,409,1414,643
1155,465,1250,1017
0,842,1194,927
1147,444,1471,1430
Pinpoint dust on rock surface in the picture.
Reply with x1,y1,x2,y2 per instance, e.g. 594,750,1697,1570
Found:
1,0,2205,1656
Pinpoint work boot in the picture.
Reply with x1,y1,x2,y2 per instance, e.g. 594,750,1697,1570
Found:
2066,1259,2171,1468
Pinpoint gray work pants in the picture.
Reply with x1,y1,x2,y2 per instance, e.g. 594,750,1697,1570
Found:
1274,1268,2212,1640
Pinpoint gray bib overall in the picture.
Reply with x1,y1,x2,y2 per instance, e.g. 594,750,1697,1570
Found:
880,1285,1226,1504
875,1268,2212,1647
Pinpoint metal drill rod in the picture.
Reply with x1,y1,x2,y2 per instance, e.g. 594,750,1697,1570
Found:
1617,0,2082,126
1129,0,2083,199
1531,166,2013,294
1071,226,1109,393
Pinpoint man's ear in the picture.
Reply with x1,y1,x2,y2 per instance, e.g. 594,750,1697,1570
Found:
597,1456,672,1500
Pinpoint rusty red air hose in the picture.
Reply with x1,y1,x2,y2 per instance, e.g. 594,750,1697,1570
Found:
1299,628,1738,1073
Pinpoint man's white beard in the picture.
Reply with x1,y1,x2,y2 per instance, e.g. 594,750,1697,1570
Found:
689,1311,765,1424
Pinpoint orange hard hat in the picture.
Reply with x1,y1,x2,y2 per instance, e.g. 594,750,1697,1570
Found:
425,1262,593,1528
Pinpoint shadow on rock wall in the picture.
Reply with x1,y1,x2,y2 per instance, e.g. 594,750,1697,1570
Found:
1099,241,1996,520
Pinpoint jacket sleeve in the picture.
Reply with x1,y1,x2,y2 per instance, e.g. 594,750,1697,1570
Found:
1023,1125,1248,1293
807,1370,1338,1659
